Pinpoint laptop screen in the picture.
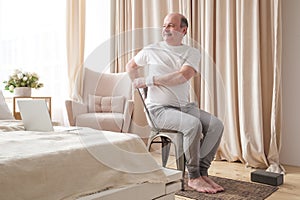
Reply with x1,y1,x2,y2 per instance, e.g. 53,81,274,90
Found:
17,99,54,132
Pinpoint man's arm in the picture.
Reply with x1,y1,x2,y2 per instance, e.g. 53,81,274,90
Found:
126,58,196,88
126,58,147,88
126,58,139,80
153,65,196,86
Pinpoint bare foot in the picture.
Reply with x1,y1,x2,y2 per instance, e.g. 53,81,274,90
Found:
188,176,218,193
202,176,224,192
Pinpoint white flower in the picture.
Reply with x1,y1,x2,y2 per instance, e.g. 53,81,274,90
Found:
17,73,23,79
8,85,14,92
32,72,38,77
23,76,28,81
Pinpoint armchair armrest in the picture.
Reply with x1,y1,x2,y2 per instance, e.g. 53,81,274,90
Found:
122,99,134,133
65,100,88,126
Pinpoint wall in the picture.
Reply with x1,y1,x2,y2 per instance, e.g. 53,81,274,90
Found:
280,0,300,166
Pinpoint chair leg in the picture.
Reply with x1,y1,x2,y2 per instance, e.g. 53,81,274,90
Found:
161,137,171,167
178,157,186,191
174,137,185,191
181,172,185,190
147,131,158,150
176,154,185,172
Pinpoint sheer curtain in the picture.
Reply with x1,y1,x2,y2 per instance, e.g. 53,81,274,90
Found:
66,0,111,102
66,0,85,102
111,0,284,173
0,0,68,125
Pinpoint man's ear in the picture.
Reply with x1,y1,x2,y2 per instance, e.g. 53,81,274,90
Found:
183,27,187,35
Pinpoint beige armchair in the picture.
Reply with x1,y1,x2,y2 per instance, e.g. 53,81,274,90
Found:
65,68,133,132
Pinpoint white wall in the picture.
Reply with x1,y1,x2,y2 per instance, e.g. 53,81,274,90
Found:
280,0,300,167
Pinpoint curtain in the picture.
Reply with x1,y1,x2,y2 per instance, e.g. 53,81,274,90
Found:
111,0,183,73
212,0,284,173
111,0,283,173
66,0,86,102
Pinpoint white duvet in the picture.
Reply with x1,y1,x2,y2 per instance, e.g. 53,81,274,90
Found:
0,122,167,200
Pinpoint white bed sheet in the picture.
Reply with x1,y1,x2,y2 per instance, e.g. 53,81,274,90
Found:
0,124,167,200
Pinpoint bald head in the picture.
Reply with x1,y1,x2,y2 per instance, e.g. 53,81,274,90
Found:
164,13,188,28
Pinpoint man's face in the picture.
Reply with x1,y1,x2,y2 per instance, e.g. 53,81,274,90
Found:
162,14,187,45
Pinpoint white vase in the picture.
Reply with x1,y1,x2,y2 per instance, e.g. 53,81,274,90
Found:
14,87,32,97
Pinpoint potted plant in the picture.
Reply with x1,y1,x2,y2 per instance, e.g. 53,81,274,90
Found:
3,69,44,96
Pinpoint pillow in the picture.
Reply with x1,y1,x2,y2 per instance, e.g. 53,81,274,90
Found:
0,90,14,120
88,95,125,113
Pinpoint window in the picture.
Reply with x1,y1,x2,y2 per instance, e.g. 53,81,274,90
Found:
85,0,111,72
0,0,67,123
85,0,110,59
0,0,111,124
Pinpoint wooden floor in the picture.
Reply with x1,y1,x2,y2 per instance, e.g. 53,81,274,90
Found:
151,153,300,200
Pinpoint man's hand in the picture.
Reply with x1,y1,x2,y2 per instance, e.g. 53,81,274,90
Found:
133,77,146,88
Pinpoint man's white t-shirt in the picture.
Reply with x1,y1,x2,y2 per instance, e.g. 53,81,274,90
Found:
134,41,201,107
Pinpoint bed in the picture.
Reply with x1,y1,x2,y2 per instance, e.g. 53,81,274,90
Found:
0,120,182,200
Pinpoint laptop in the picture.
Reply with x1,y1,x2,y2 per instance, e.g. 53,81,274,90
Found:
17,99,80,132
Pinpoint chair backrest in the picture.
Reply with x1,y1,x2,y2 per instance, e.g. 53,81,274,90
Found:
137,88,183,133
82,68,132,105
136,88,160,131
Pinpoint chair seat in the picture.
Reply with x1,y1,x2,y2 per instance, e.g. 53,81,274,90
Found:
76,113,124,132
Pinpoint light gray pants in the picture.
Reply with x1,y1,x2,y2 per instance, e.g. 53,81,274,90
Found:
148,103,224,178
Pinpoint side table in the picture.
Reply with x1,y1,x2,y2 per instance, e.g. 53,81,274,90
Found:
13,96,52,120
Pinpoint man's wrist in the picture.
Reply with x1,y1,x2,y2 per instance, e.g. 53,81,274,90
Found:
145,76,154,87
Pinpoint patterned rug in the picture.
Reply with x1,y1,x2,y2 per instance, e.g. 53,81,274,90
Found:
176,175,278,200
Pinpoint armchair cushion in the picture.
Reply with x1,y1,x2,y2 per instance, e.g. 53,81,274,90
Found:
76,112,124,132
88,95,125,113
